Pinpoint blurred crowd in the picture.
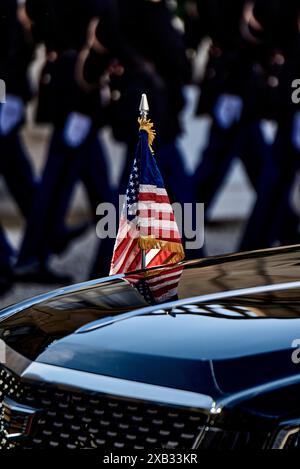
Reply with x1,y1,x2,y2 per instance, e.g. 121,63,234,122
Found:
1,0,300,296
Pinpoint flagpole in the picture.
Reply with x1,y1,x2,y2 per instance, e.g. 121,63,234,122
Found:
139,94,149,270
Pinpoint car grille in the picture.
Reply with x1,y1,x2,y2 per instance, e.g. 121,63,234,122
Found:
0,366,274,450
0,366,208,449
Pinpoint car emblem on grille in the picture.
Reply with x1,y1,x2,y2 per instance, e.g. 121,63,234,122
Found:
2,398,37,439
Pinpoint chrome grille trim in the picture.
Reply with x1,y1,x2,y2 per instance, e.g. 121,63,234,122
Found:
2,398,37,439
23,362,215,412
0,342,215,412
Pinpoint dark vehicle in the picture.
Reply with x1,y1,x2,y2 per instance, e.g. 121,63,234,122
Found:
1,245,300,449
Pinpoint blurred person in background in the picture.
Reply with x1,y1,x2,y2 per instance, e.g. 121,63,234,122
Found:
0,0,17,294
83,0,203,263
0,0,36,294
239,0,300,250
185,0,283,252
0,227,13,296
0,0,36,224
185,0,251,213
15,0,117,283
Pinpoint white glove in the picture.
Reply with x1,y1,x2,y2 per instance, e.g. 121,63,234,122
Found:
0,95,24,136
63,112,92,148
292,111,300,151
214,94,243,129
259,119,278,146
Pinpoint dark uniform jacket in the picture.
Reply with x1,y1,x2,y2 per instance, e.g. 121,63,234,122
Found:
191,0,299,122
84,0,189,146
249,0,300,122
0,0,18,84
0,0,33,102
188,0,253,116
26,0,108,127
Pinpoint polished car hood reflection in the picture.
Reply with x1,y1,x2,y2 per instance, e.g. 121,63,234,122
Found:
33,308,299,396
1,245,300,398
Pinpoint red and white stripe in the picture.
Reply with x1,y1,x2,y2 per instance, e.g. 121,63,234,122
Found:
110,184,183,293
138,185,182,242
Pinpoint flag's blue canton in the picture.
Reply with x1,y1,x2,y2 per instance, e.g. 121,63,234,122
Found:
126,157,139,221
136,279,155,305
140,131,164,188
125,131,165,222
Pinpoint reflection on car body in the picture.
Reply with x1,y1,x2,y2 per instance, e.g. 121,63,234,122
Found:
1,245,300,449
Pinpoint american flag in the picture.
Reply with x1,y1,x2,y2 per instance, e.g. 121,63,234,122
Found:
110,119,185,303
125,264,184,304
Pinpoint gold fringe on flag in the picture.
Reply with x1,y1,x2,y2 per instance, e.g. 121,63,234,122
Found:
138,117,156,152
138,236,185,264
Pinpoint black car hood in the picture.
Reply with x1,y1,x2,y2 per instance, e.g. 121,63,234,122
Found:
1,245,300,401
32,309,299,398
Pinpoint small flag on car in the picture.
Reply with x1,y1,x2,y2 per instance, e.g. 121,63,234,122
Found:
110,94,185,303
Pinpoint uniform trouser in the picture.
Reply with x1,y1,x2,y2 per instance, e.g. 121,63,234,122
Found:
118,140,203,261
0,132,36,218
194,117,279,255
194,119,271,213
0,130,36,272
0,131,36,218
271,123,300,246
195,121,239,213
17,129,116,277
0,225,13,272
240,121,300,251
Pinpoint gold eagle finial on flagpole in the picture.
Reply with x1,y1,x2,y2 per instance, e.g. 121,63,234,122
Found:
138,93,156,151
